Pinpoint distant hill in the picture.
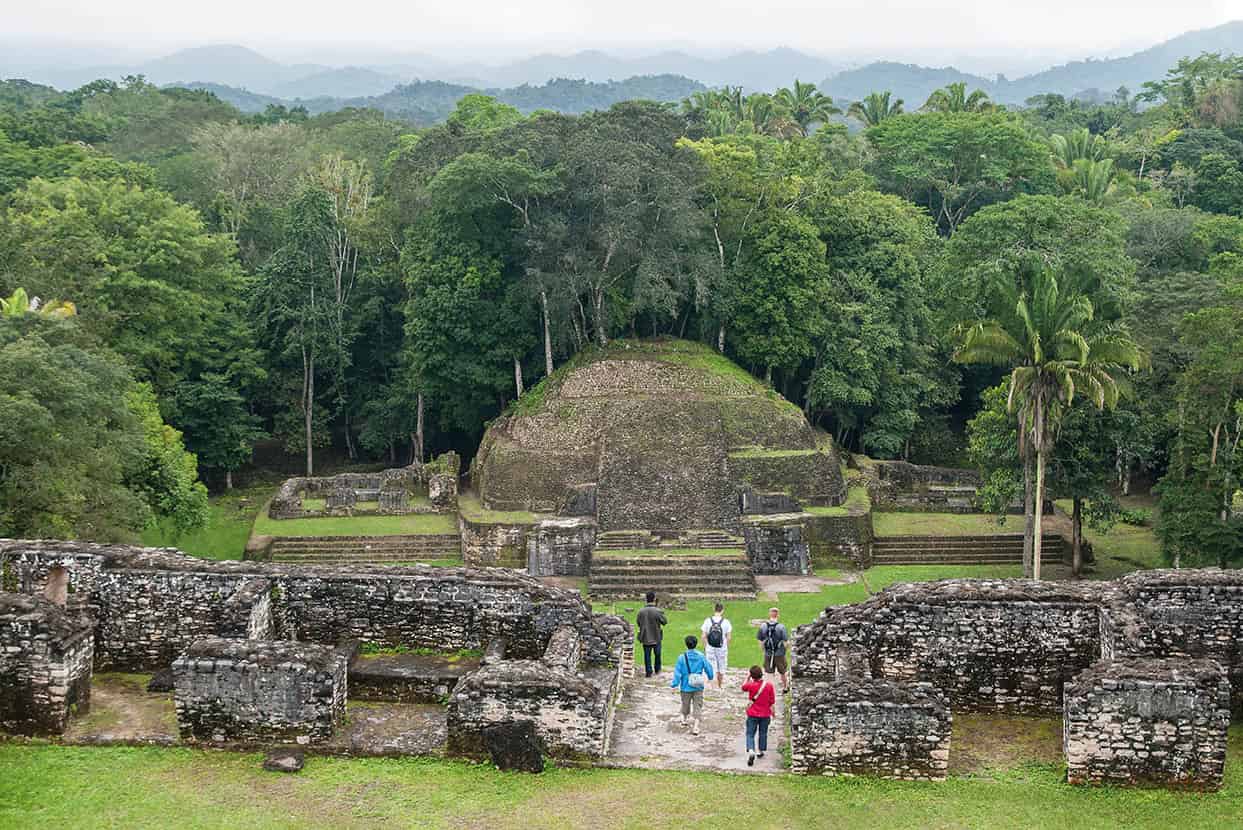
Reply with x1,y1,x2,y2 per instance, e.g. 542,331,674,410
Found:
270,67,409,100
822,20,1243,108
482,47,844,91
820,63,994,110
177,74,706,123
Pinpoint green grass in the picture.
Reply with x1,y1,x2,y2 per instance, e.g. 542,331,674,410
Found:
596,579,870,670
3,737,1242,829
873,512,1023,537
141,484,273,560
728,447,819,458
252,511,458,538
805,483,871,517
457,493,537,525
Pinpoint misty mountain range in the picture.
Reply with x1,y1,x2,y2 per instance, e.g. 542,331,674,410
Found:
5,20,1241,113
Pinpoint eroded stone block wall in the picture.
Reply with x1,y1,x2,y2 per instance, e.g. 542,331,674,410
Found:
0,592,94,735
1064,658,1231,789
173,637,347,744
527,518,596,577
790,678,951,780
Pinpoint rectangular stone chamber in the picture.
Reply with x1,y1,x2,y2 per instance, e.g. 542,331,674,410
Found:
0,592,94,735
446,625,626,762
790,678,951,780
1064,658,1232,790
173,637,348,744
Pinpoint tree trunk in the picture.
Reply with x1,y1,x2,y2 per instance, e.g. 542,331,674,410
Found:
764,365,773,386
540,290,554,378
1022,449,1034,579
717,324,726,353
225,470,233,490
1072,496,1083,578
303,347,314,477
414,391,425,466
594,288,608,347
1033,445,1046,581
514,357,524,398
344,413,357,460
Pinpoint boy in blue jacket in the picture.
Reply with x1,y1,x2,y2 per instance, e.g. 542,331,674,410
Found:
670,634,714,735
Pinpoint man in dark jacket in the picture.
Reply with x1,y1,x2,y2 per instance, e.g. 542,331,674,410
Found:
636,591,668,678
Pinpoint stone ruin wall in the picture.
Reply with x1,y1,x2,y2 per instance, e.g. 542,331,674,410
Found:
0,541,620,673
268,453,460,519
173,637,348,744
792,569,1243,783
447,622,629,761
0,593,94,735
790,678,951,780
1063,658,1231,790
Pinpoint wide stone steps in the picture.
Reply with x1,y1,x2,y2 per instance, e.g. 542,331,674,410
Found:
589,552,756,600
269,534,462,564
595,531,658,550
595,529,745,551
871,534,1063,565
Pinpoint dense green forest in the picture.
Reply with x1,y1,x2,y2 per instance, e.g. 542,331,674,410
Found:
1,55,1240,565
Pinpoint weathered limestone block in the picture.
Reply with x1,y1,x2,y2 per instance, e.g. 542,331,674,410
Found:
527,517,596,577
790,678,951,780
1064,658,1231,790
325,487,357,513
173,637,347,745
460,518,533,569
218,578,274,640
0,592,94,735
742,518,810,575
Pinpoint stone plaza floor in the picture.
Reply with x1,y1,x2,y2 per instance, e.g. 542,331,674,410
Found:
608,668,788,774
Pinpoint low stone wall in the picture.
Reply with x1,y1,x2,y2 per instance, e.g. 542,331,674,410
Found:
347,652,480,704
446,624,626,761
460,517,533,569
0,592,94,735
173,638,347,744
1064,658,1231,790
795,579,1104,713
0,541,620,672
790,678,951,780
1109,569,1243,712
268,454,460,519
527,518,596,577
804,512,873,569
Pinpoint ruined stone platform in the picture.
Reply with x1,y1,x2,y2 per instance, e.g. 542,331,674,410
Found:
607,668,788,774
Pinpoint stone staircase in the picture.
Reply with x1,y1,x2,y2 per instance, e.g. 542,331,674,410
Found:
595,529,745,551
870,534,1064,566
589,552,757,601
595,530,658,551
266,534,462,565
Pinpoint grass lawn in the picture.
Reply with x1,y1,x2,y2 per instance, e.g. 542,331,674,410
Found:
140,484,273,560
251,511,458,538
2,738,1241,830
805,482,871,516
457,493,537,525
873,512,1023,536
595,575,870,670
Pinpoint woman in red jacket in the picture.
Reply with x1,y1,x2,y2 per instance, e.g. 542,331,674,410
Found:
741,664,775,766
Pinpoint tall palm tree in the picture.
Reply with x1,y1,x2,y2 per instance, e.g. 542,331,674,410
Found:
0,287,76,319
1049,128,1106,168
848,91,904,126
923,81,994,113
774,79,840,136
1067,157,1118,204
954,263,1142,579
743,93,800,138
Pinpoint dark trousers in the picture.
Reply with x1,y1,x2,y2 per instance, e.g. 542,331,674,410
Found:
642,643,662,676
746,715,770,752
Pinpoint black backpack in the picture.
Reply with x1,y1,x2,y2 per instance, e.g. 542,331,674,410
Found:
707,617,724,648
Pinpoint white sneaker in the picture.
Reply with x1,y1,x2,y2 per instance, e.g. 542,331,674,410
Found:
692,722,701,736
680,716,688,727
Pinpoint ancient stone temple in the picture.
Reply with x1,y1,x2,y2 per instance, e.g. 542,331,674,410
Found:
473,339,845,529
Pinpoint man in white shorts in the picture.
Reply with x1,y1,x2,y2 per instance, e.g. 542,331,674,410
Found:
700,602,732,688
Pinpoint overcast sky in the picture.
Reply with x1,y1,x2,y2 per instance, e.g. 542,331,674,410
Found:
7,0,1239,63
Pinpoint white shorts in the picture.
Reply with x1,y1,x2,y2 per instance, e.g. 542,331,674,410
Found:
704,646,728,676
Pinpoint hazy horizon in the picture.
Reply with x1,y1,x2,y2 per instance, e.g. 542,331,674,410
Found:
4,0,1238,79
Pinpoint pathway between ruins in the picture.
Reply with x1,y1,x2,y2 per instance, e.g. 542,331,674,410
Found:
608,668,787,773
